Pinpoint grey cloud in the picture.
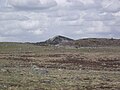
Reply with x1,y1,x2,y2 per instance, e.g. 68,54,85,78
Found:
0,0,120,42
66,0,102,10
83,13,115,21
102,0,120,13
60,14,80,21
0,19,46,36
47,9,79,18
0,13,29,21
8,0,57,10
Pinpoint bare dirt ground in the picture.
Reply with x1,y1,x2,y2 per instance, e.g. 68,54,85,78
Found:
0,43,120,90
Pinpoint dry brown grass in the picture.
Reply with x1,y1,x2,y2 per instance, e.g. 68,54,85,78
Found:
0,43,120,90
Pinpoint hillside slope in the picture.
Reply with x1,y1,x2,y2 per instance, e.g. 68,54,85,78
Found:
36,35,74,45
72,38,120,47
35,36,120,47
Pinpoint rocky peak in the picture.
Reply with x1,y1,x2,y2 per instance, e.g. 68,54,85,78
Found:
45,35,74,45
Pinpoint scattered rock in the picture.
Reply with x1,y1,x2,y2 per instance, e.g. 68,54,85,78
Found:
31,65,49,75
0,69,10,73
40,79,53,84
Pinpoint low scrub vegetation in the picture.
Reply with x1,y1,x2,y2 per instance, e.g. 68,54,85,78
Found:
0,43,120,90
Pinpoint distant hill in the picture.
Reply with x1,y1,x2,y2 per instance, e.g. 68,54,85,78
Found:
34,36,120,47
1,36,120,47
35,35,74,45
68,38,120,47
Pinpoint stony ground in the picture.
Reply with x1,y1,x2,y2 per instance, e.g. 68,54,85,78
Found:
0,43,120,90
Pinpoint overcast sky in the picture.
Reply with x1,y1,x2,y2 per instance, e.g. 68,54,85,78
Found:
0,0,120,42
